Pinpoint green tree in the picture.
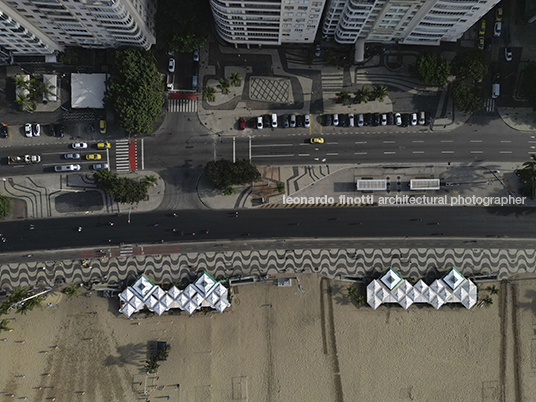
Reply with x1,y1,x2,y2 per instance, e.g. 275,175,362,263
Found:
487,285,499,295
415,53,451,86
372,84,388,102
0,195,11,219
94,169,149,204
104,48,164,135
335,90,351,105
36,80,56,101
16,295,44,315
203,86,215,102
230,72,242,87
217,78,231,95
451,81,484,113
354,87,371,104
142,175,158,187
452,50,488,81
145,356,160,373
519,61,536,109
64,283,81,299
276,182,285,193
0,319,11,333
168,30,208,54
518,155,536,199
204,159,262,192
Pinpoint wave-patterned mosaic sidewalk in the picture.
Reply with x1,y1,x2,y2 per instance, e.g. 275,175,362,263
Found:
1,247,534,291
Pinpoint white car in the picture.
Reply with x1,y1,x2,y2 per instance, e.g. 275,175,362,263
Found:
494,21,501,37
395,113,402,126
55,164,80,172
304,114,310,128
348,113,354,127
24,123,32,138
333,114,339,126
257,117,263,129
271,114,278,128
72,142,88,149
505,47,513,62
92,163,109,170
381,114,387,126
419,111,426,125
32,123,40,137
357,114,364,127
168,58,175,73
290,114,296,128
193,49,199,62
410,113,418,126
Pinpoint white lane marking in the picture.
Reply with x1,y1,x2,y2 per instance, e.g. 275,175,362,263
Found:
413,151,425,154
384,151,396,154
251,154,294,158
354,141,367,144
470,140,482,143
354,152,367,155
326,153,338,156
252,144,293,147
500,140,511,143
298,154,310,156
441,151,454,154
470,151,483,154
326,142,338,145
383,141,395,143
499,151,512,154
441,140,453,143
412,140,424,143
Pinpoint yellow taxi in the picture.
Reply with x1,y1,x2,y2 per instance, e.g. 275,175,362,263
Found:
97,142,111,149
86,154,102,160
310,137,324,144
99,120,107,134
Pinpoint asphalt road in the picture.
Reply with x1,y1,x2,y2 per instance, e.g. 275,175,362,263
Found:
0,207,534,253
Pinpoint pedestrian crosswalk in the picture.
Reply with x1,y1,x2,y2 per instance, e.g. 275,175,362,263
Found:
120,244,133,257
168,98,198,113
321,71,344,92
115,140,131,172
485,98,496,112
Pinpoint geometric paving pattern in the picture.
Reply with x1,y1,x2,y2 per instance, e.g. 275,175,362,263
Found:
249,77,291,103
1,247,535,291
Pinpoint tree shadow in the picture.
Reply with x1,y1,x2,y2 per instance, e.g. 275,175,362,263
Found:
103,342,145,367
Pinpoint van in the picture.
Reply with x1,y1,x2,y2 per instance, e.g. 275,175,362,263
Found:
491,83,500,99
55,164,80,172
192,75,198,91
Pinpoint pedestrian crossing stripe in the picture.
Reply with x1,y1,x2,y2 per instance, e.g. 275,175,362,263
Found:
116,139,132,172
168,99,198,113
258,203,372,209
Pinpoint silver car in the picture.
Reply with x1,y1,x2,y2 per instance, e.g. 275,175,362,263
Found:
304,114,310,128
290,114,296,128
357,114,364,127
348,113,355,127
64,153,80,159
92,163,109,170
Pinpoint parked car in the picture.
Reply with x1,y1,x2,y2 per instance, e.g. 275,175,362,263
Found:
495,7,503,22
372,113,380,126
401,113,410,127
239,118,246,130
315,45,321,57
92,163,109,170
257,117,263,129
290,114,296,128
72,142,88,149
348,113,354,127
381,114,387,126
324,114,332,126
333,114,339,126
304,114,310,128
282,115,289,128
86,154,102,160
54,124,64,138
364,113,373,126
478,36,484,50
492,83,500,99
425,111,432,126
357,114,364,127
24,123,32,137
484,37,492,52
505,47,513,62
168,58,175,73
395,113,402,126
55,164,80,172
296,115,303,127
0,123,7,138
339,114,346,127
32,123,40,137
494,21,501,37
419,111,426,125
271,114,278,128
99,120,106,134
97,142,111,149
64,153,80,159
410,113,418,126
479,20,486,35
263,115,271,128
193,49,199,62
387,113,395,125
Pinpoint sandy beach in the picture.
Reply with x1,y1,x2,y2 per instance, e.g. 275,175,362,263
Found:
0,273,532,401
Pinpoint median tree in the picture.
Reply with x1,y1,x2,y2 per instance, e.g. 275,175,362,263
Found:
204,159,262,194
105,47,164,135
415,53,451,86
94,169,150,204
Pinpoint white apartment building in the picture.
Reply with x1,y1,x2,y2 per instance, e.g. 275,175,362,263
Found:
323,0,502,46
0,0,156,57
210,0,327,46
